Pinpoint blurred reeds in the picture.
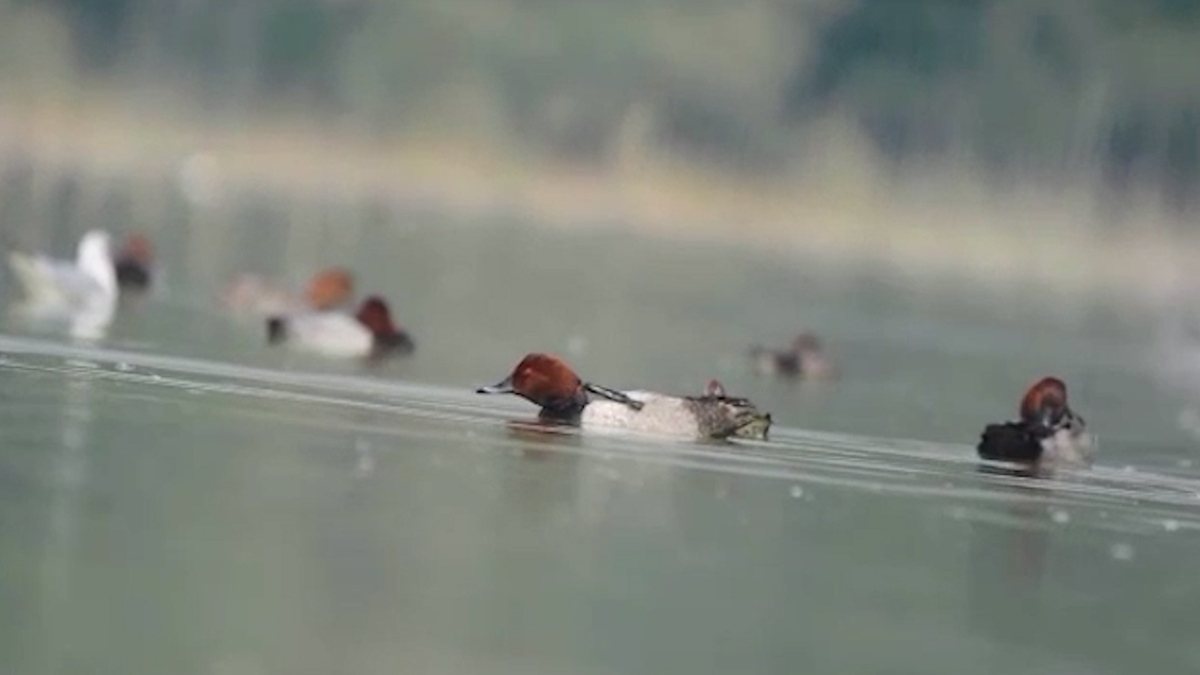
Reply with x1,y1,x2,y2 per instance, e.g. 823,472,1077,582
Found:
1,0,1199,300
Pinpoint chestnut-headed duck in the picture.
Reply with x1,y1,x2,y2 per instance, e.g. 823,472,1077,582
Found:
113,233,154,290
977,377,1094,471
476,353,772,441
750,332,838,380
265,295,414,359
222,267,355,316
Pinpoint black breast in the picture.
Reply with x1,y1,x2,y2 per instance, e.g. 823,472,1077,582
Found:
977,422,1043,463
114,260,151,289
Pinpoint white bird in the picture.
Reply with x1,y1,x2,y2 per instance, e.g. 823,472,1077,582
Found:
7,230,119,340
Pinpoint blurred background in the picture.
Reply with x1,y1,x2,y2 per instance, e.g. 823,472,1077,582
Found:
1,0,1200,298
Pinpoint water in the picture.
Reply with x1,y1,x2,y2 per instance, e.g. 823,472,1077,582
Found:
2,184,1200,674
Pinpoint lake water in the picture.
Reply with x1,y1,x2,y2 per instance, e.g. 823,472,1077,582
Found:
1,177,1200,675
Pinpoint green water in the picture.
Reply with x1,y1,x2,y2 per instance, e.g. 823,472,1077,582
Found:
1,189,1200,675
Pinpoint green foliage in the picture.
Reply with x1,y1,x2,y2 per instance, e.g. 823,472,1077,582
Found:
5,0,1200,205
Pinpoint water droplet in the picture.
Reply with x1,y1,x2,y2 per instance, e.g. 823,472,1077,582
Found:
1051,509,1070,525
566,336,589,355
789,485,804,499
1180,458,1194,469
115,362,134,372
1110,542,1135,562
355,453,375,478
949,506,967,520
1164,519,1181,532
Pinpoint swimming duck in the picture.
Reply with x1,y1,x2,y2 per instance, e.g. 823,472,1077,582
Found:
113,233,155,290
6,229,118,340
477,353,772,441
750,332,838,380
977,377,1093,471
265,295,414,359
222,267,355,317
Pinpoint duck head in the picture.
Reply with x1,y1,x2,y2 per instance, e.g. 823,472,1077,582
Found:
354,295,414,356
477,353,643,419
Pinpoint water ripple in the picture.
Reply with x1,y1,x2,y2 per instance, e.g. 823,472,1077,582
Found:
3,333,1200,526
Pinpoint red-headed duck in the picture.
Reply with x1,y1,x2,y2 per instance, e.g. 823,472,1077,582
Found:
304,267,355,311
476,353,772,441
113,233,154,290
750,332,838,380
265,294,414,359
977,377,1094,471
222,267,356,316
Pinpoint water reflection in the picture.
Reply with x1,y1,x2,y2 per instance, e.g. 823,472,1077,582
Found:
10,293,115,343
39,362,97,673
966,494,1051,639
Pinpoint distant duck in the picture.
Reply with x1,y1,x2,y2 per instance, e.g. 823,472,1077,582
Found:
476,353,772,441
6,229,118,339
265,295,414,360
749,332,838,380
8,229,117,306
222,267,355,317
112,233,155,291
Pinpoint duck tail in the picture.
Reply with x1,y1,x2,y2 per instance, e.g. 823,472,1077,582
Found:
7,251,48,300
265,316,288,344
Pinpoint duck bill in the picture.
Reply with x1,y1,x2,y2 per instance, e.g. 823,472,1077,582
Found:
476,376,515,395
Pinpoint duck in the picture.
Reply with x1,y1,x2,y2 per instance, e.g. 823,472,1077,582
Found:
6,229,118,339
749,332,838,380
112,233,155,291
265,294,414,359
7,229,118,307
476,353,772,441
222,267,355,317
976,377,1094,471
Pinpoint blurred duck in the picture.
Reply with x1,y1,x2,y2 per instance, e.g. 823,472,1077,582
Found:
977,377,1094,472
8,229,117,309
113,233,155,291
476,353,771,441
265,294,414,359
749,332,838,380
222,267,355,316
6,229,118,339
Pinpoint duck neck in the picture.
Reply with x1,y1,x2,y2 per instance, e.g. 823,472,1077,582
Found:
536,391,589,422
78,244,117,297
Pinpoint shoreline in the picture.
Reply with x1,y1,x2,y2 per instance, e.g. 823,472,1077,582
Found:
0,92,1196,306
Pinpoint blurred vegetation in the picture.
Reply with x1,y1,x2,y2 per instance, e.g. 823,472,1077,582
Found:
2,0,1200,210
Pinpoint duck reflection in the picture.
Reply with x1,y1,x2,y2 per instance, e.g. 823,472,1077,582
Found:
966,469,1053,644
39,364,98,672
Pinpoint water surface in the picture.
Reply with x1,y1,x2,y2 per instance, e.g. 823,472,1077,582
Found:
1,189,1199,675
